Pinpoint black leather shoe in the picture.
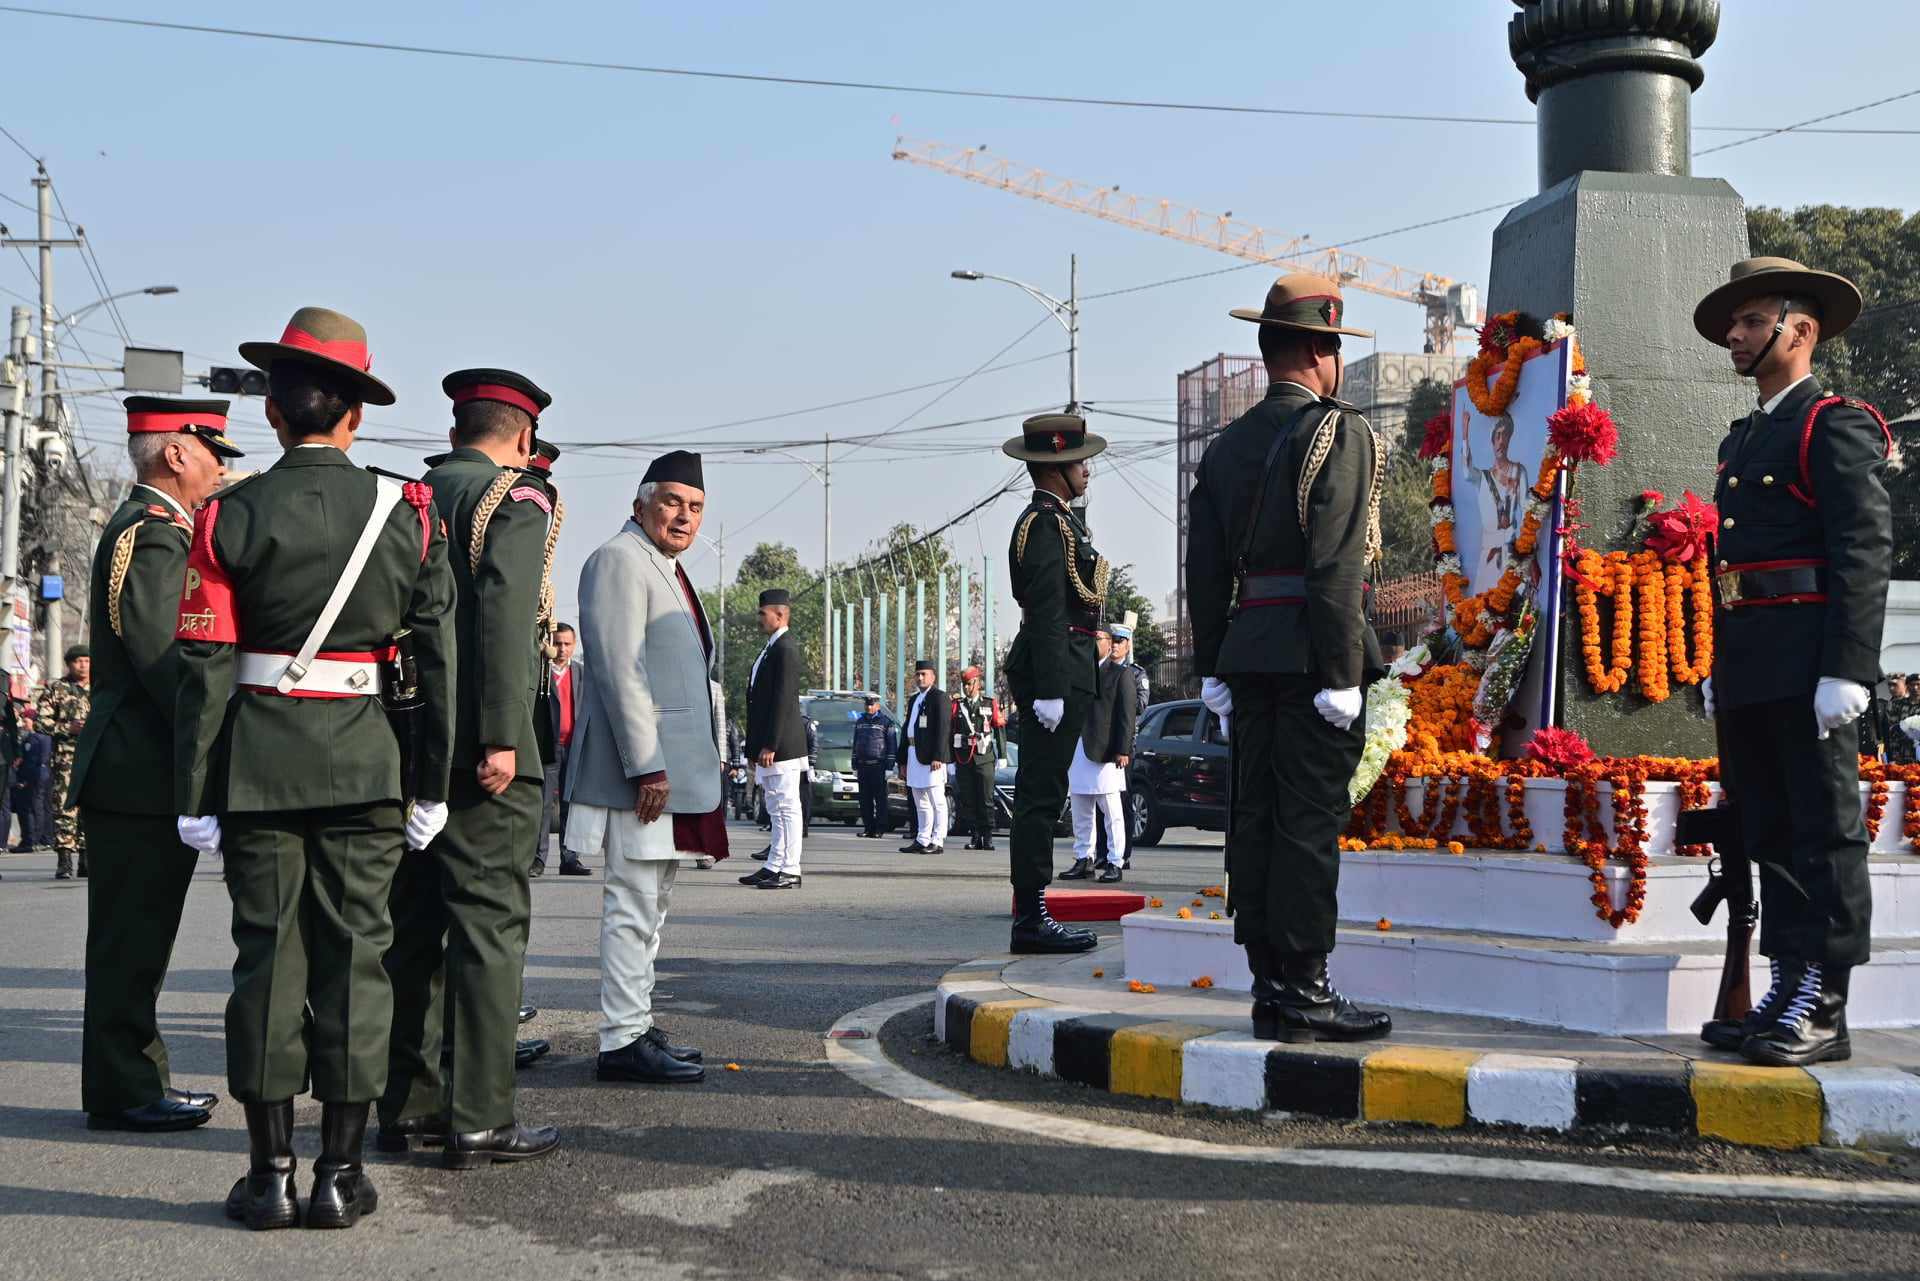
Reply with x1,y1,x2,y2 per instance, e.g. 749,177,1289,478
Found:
515,1038,552,1069
54,869,73,880
643,1025,702,1064
559,859,591,876
1701,958,1786,1052
527,859,546,878
443,1122,561,1169
758,872,802,889
1266,951,1392,1042
898,841,929,854
307,1102,377,1230
1010,890,1097,954
1058,857,1094,881
164,1087,219,1111
519,1004,538,1024
980,838,996,851
752,846,771,861
597,1033,705,1084
1742,962,1852,1067
738,867,775,887
1096,864,1124,884
87,1098,212,1132
374,1114,448,1154
227,1100,300,1230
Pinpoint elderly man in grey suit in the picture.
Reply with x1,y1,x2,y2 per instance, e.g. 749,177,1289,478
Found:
564,450,726,1086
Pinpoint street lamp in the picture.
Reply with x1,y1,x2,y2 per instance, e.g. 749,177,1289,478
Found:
56,284,178,331
951,256,1079,409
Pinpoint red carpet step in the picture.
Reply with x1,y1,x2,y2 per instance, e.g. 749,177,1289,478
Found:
1010,888,1146,922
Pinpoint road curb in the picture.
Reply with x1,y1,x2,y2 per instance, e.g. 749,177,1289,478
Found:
932,959,1920,1152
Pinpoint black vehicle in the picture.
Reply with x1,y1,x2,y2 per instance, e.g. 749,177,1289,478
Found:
1127,699,1230,847
886,740,1071,837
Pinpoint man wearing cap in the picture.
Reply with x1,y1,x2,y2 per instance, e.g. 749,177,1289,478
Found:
1064,626,1135,884
851,694,897,838
1693,258,1893,1067
41,644,91,879
1001,412,1107,953
74,396,240,1133
740,588,807,889
565,451,719,1084
1186,273,1391,1044
174,307,456,1229
951,666,1003,851
896,660,951,855
1094,618,1149,870
377,367,561,1169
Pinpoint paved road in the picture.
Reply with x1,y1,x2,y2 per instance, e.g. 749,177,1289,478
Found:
3,821,1918,1280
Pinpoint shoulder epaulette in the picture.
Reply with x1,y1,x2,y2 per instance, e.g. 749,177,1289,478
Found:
366,465,427,485
1791,394,1894,509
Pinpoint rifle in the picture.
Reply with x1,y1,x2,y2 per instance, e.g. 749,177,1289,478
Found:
1678,709,1754,1030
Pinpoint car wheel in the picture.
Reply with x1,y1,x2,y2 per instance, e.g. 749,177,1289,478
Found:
1131,789,1164,848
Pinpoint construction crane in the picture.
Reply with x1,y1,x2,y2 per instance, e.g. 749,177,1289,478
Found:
892,136,1480,355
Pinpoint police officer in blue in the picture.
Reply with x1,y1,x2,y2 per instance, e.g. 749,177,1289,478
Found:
851,695,897,837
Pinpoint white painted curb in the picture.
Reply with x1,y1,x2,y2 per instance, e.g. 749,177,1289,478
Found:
1180,1033,1273,1112
1467,1053,1580,1132
1810,1065,1920,1149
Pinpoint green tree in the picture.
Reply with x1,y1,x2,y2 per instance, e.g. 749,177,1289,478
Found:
1377,455,1435,580
702,540,821,723
1399,376,1453,460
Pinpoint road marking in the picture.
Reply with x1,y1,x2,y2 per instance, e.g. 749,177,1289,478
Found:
824,993,1920,1207
616,1167,812,1228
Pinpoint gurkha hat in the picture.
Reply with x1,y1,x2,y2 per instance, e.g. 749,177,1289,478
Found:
443,367,552,421
123,396,245,459
1001,411,1108,464
1693,257,1863,346
1230,271,1373,338
239,306,396,406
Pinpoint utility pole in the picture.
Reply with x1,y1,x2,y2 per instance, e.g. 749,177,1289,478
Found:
822,432,833,688
1068,252,1079,410
1,307,28,585
714,523,726,681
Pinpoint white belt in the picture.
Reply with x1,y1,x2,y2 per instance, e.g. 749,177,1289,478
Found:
236,650,384,697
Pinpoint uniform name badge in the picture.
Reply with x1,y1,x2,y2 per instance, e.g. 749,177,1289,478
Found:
919,714,928,729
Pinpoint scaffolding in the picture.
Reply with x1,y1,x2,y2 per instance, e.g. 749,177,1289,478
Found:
1172,354,1267,691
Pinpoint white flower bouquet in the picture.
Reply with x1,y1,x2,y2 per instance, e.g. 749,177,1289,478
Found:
1349,644,1429,805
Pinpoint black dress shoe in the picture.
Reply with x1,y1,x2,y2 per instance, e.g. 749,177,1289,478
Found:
758,872,802,889
307,1102,377,1230
227,1100,300,1230
739,867,776,887
519,1003,538,1024
443,1122,561,1169
643,1025,702,1064
559,859,591,876
1095,864,1123,883
1260,951,1392,1042
898,841,929,854
164,1087,219,1110
1010,890,1097,954
54,870,72,880
1742,961,1852,1067
87,1098,212,1132
374,1114,449,1154
1058,857,1094,881
597,1033,705,1084
515,1038,552,1069
752,846,771,861
528,859,546,878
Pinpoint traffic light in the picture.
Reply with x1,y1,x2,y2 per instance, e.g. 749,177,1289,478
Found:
207,366,269,396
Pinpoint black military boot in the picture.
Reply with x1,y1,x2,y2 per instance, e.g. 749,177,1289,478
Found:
1701,957,1786,1052
1742,961,1852,1067
1010,889,1097,954
1058,857,1094,880
225,1100,300,1231
1247,945,1285,1041
307,1102,378,1229
1269,951,1392,1042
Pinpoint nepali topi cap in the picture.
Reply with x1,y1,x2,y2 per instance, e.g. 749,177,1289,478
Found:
1692,256,1863,347
124,396,245,459
443,367,552,421
758,588,790,608
1002,411,1108,464
239,306,396,406
1230,272,1373,338
915,659,935,673
641,449,704,492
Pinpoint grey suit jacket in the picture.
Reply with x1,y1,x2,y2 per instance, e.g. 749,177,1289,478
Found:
565,520,724,814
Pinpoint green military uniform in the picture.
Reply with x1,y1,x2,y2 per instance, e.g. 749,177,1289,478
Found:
381,388,550,1138
40,670,89,877
951,674,1003,849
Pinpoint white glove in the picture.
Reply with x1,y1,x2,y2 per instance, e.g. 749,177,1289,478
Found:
177,815,222,856
405,800,450,851
1314,686,1363,731
1031,698,1065,732
1200,676,1233,718
1701,676,1716,718
1814,676,1871,740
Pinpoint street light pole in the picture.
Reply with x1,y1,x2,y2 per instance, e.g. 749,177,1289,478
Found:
823,432,832,688
951,255,1080,410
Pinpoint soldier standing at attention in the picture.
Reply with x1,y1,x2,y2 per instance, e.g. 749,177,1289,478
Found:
173,307,457,1230
41,644,90,878
1001,412,1105,954
378,368,560,1168
75,396,242,1133
1186,273,1391,1043
951,666,1003,851
1693,258,1893,1067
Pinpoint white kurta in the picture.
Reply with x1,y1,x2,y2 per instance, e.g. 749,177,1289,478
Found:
904,687,941,789
1068,739,1125,796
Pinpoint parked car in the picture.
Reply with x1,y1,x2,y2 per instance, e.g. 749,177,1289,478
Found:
886,739,1070,837
1127,699,1230,847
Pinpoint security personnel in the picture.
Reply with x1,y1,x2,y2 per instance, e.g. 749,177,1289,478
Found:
1694,258,1893,1067
174,306,456,1230
1186,272,1390,1043
75,397,242,1133
1002,412,1104,954
377,367,560,1168
41,645,90,878
951,666,1003,850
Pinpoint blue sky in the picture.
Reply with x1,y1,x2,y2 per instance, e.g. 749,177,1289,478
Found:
1,1,1914,632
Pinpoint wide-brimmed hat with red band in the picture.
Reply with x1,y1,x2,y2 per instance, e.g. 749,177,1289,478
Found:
239,305,395,406
1230,271,1373,338
124,396,245,459
441,366,552,422
1001,411,1108,464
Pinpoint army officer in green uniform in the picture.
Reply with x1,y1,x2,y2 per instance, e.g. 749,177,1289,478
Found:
174,306,457,1230
378,368,559,1169
1002,413,1105,955
75,396,242,1133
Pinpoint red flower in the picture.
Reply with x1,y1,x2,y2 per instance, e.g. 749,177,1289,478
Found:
1644,491,1718,564
402,481,433,510
1526,726,1595,774
1418,411,1452,459
1638,489,1666,507
1547,400,1618,466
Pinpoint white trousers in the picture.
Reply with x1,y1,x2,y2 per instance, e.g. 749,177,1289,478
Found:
912,783,949,848
762,769,805,874
598,847,680,1053
1071,792,1127,865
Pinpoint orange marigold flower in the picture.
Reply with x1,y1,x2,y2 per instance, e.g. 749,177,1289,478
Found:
1127,979,1156,993
1376,917,1392,931
1446,840,1466,855
1148,897,1164,908
1091,968,1104,978
1176,907,1193,920
1190,976,1215,989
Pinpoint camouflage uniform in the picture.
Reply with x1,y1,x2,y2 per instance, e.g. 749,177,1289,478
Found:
40,676,90,877
1888,675,1920,766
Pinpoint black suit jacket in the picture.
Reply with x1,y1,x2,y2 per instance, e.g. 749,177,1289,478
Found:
897,684,951,770
1080,660,1139,764
747,632,807,761
537,658,584,762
